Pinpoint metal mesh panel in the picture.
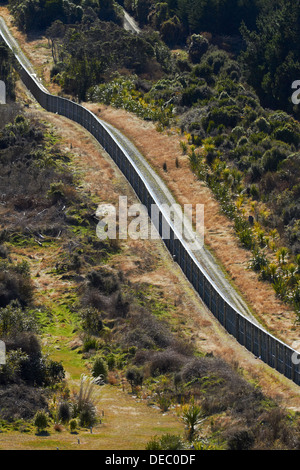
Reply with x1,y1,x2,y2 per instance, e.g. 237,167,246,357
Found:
253,326,260,357
284,346,293,380
293,362,300,386
174,239,180,262
225,306,236,336
276,343,285,374
210,290,217,316
260,331,268,363
244,320,252,351
237,316,245,346
217,297,225,326
186,255,192,282
198,270,204,300
192,263,198,290
268,339,276,368
203,278,210,308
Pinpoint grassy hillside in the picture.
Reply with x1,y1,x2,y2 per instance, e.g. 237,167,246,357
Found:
0,0,300,450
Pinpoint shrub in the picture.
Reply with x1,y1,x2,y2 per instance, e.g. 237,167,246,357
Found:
106,354,116,370
193,63,213,82
206,49,229,74
80,307,103,335
46,359,65,384
34,410,48,433
92,357,108,382
181,398,205,441
53,423,63,432
78,402,98,427
0,245,9,259
273,125,299,145
262,147,288,173
237,136,248,146
255,116,271,134
0,302,37,337
160,16,183,47
58,401,71,424
124,310,173,350
0,264,33,309
86,268,120,295
226,428,255,450
72,374,99,427
69,418,78,433
126,366,144,393
47,181,77,204
188,34,209,64
249,249,269,272
181,85,207,106
157,394,172,412
146,433,185,450
83,336,99,352
148,349,186,377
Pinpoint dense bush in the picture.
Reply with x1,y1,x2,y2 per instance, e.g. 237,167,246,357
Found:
0,384,48,421
148,348,186,376
34,410,48,433
240,0,300,116
8,0,122,32
57,401,72,423
48,20,163,100
0,262,33,309
92,356,108,381
146,433,186,450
